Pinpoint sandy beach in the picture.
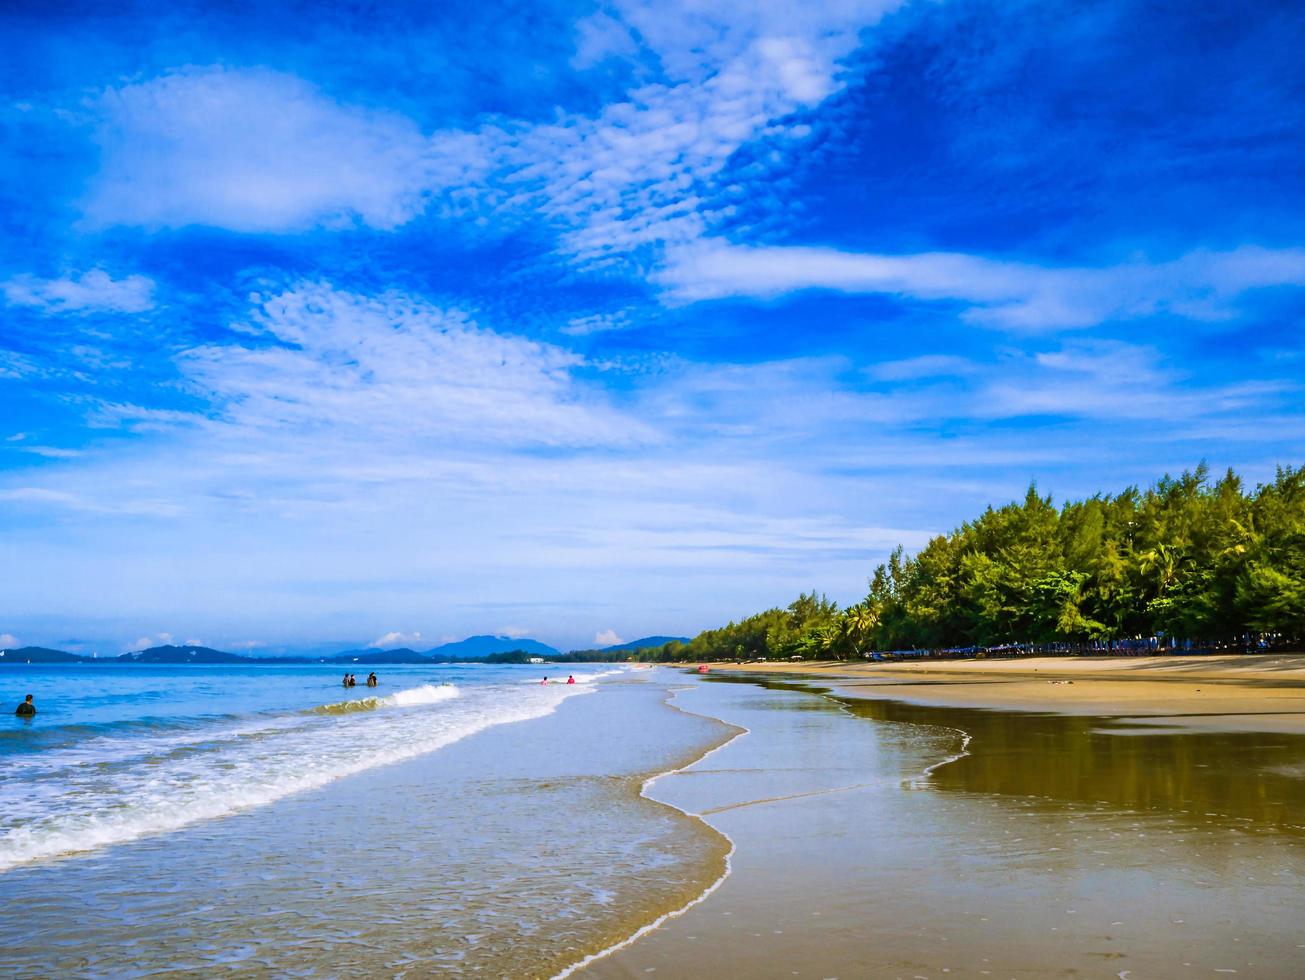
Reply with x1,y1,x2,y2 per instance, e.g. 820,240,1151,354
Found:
584,665,1305,978
703,653,1305,734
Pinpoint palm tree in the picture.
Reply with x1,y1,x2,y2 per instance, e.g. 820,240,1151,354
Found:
836,602,880,658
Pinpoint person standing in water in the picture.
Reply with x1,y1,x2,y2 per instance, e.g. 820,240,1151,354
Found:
367,672,378,687
15,694,36,716
540,676,548,685
567,675,576,684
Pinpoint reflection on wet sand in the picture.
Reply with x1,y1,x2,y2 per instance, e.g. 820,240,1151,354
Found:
585,673,1305,980
830,683,1305,833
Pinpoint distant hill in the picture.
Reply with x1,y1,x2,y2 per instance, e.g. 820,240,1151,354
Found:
118,645,249,664
600,636,688,652
427,635,560,660
0,646,84,664
0,636,571,666
329,648,431,664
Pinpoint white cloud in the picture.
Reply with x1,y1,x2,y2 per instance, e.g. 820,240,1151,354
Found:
370,631,422,648
127,632,174,651
0,486,183,516
18,446,82,459
0,351,41,380
2,269,154,314
179,282,653,450
500,626,532,639
594,628,624,647
561,311,632,335
867,355,977,382
976,342,1293,423
6,282,1302,652
0,634,18,648
84,68,480,232
512,32,863,264
571,11,641,69
659,242,1305,329
77,1,908,253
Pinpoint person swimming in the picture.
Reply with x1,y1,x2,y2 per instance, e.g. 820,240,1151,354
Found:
540,676,548,685
566,675,576,684
14,694,36,717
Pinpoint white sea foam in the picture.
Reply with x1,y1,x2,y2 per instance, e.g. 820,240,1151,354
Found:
519,667,630,685
387,682,459,706
0,680,584,873
572,668,629,683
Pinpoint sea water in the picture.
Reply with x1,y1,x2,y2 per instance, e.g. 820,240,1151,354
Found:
0,664,732,977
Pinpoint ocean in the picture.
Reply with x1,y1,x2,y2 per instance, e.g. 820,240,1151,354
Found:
0,663,731,977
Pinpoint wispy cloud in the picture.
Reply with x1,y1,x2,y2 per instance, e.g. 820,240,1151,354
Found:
76,1,909,260
0,487,184,516
561,311,632,335
15,446,82,459
179,282,654,449
975,342,1296,423
84,68,483,232
658,242,1305,328
866,355,977,382
0,351,42,380
2,270,154,314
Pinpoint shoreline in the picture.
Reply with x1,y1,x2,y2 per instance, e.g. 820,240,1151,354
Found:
584,664,1305,978
701,653,1305,734
555,681,748,979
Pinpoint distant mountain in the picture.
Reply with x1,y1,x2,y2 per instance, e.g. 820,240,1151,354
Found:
118,645,248,664
600,636,688,652
329,648,431,664
427,635,560,660
0,646,84,663
0,636,571,667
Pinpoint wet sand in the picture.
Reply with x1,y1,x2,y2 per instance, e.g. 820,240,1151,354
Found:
582,669,1305,979
706,654,1305,734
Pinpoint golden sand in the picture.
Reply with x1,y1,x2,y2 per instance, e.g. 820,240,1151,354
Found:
705,653,1305,734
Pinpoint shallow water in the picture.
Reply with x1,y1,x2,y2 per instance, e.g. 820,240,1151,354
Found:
587,673,1305,979
0,664,622,871
0,665,731,978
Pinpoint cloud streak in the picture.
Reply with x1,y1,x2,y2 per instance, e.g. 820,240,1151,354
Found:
3,270,154,314
658,242,1305,328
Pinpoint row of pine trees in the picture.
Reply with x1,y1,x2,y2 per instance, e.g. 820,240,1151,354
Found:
649,464,1304,661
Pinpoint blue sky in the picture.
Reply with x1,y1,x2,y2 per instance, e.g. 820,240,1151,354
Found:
2,0,1303,655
